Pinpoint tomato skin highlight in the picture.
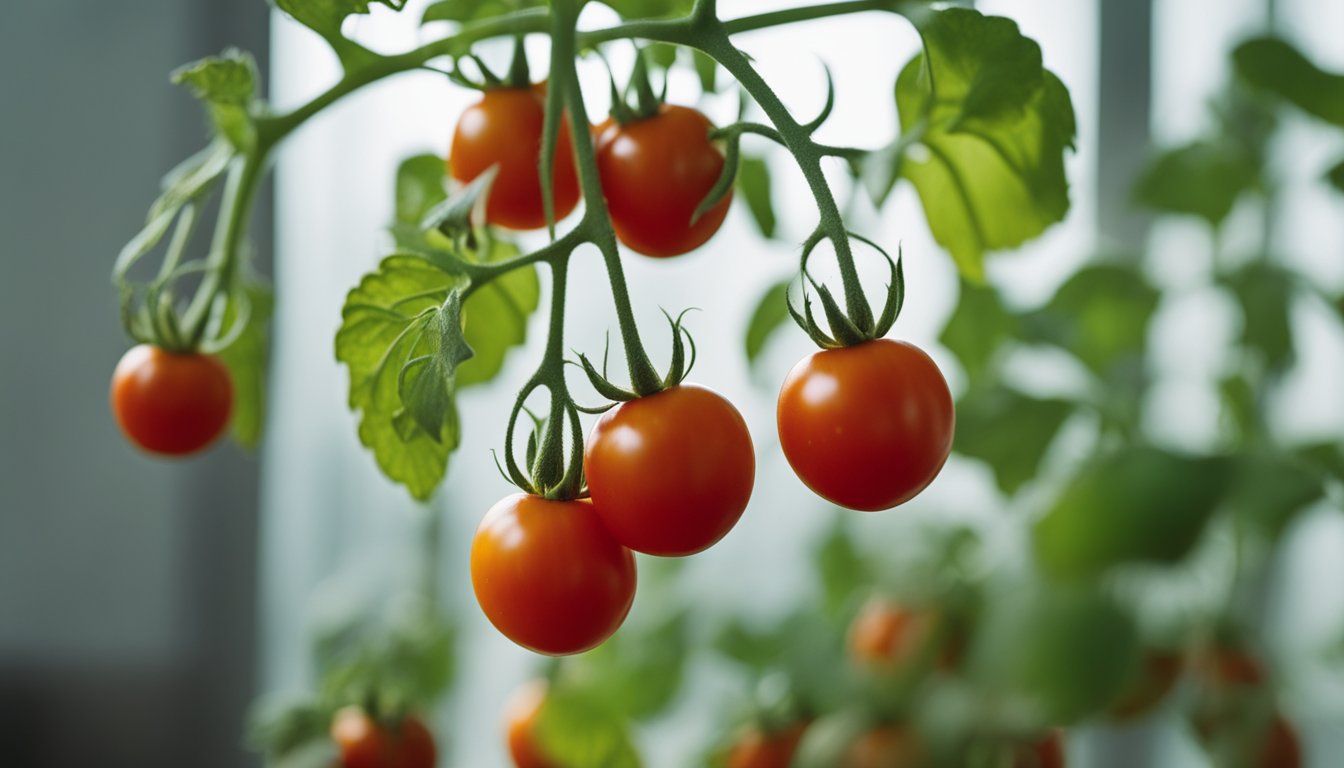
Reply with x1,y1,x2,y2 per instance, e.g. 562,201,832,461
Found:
450,86,580,230
777,339,954,511
595,104,731,257
110,344,233,457
584,384,755,556
471,494,637,655
504,680,560,768
726,722,809,768
330,707,437,768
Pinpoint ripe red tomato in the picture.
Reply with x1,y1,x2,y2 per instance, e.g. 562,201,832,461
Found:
595,104,731,257
330,707,436,768
450,85,580,230
848,596,948,672
1108,650,1182,720
843,726,922,768
1014,730,1065,768
1257,715,1302,768
471,494,636,655
584,384,755,556
504,680,560,768
777,339,954,511
726,722,809,768
110,344,233,456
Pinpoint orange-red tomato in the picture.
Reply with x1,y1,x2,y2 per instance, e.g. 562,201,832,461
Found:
1108,650,1182,720
848,596,945,672
471,494,636,655
504,680,560,768
725,722,809,768
584,384,754,556
843,726,923,768
330,707,436,768
450,86,580,230
1014,730,1065,768
110,344,233,456
1257,715,1302,768
777,339,954,511
595,104,731,257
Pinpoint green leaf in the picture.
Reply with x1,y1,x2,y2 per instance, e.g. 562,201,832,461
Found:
423,0,544,23
274,0,407,41
534,686,642,768
1234,37,1344,126
395,154,449,227
456,240,540,388
247,695,333,759
1024,262,1158,378
744,278,792,367
691,50,718,93
1033,446,1230,579
938,280,1018,382
398,291,473,441
215,282,273,449
336,256,461,500
556,610,689,721
896,8,1077,279
172,49,258,148
600,0,693,20
1226,453,1325,537
971,583,1140,723
1221,261,1297,370
954,386,1073,496
1327,158,1344,193
1133,141,1259,226
737,155,776,239
422,166,498,242
814,522,870,618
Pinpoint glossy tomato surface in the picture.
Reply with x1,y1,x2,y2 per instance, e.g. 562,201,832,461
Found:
585,384,755,556
471,494,636,655
726,722,809,768
504,680,559,768
595,104,731,257
110,344,233,456
450,85,580,230
330,707,437,768
777,339,953,511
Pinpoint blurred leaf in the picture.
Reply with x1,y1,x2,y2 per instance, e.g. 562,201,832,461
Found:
1327,158,1344,193
744,278,792,368
215,282,273,448
954,386,1073,496
738,156,777,239
715,618,792,674
172,48,258,148
1034,446,1230,579
692,50,718,93
269,738,340,768
600,0,693,19
792,709,871,768
248,695,333,760
1221,262,1297,370
556,610,689,721
275,0,408,42
1227,453,1325,537
1234,37,1344,126
1024,262,1158,378
1295,442,1344,483
1133,140,1259,226
896,8,1076,279
1219,374,1257,444
423,0,544,23
972,584,1140,723
395,154,448,228
939,280,1018,382
534,686,642,768
814,522,870,618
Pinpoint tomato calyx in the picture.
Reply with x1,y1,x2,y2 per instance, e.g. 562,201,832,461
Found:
575,308,697,405
446,35,534,91
498,384,587,501
788,231,906,349
607,46,666,125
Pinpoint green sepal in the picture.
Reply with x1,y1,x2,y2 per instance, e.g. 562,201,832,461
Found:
863,237,904,338
801,63,836,134
804,272,866,347
785,287,840,349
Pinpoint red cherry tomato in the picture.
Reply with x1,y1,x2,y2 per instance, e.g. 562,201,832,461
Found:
504,680,560,768
471,494,636,655
777,339,953,511
584,384,755,556
330,707,437,768
1108,650,1182,720
1014,731,1065,768
848,596,953,672
110,344,233,456
726,722,809,768
595,104,731,257
1257,715,1302,768
450,85,580,230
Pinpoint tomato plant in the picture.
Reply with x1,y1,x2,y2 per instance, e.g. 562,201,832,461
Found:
595,104,731,257
449,84,580,231
110,344,233,456
471,494,636,656
778,340,954,511
585,384,754,556
330,707,437,768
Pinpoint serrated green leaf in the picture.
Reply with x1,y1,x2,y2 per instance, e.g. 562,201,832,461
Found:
274,0,407,40
896,8,1077,279
1234,37,1344,126
954,386,1073,496
422,0,544,23
1024,262,1158,378
1033,446,1230,579
1133,141,1259,226
1222,261,1297,370
173,49,259,148
737,155,776,239
744,278,792,368
534,686,642,768
938,279,1018,382
215,282,273,449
